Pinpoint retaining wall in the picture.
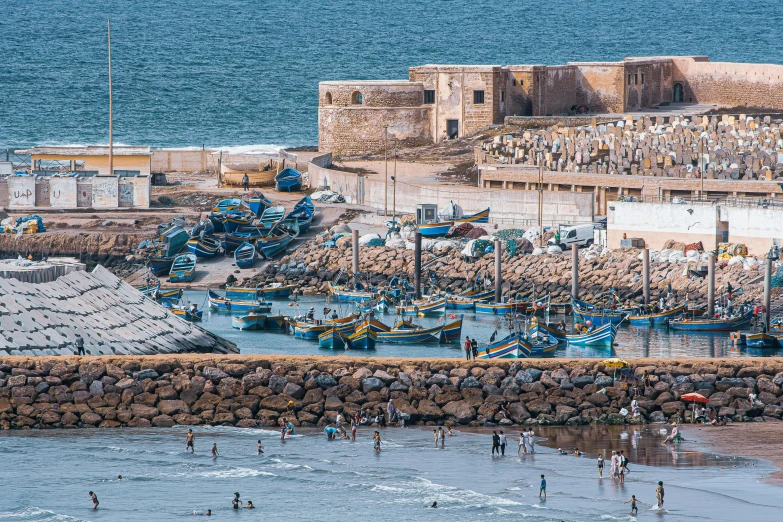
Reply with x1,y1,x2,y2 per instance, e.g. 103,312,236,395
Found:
2,355,782,430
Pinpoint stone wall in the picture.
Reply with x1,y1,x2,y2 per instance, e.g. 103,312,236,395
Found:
673,58,783,109
574,63,626,113
2,355,783,430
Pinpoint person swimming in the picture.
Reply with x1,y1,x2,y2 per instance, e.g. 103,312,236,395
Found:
429,501,438,508
117,475,123,481
244,501,255,509
558,447,569,455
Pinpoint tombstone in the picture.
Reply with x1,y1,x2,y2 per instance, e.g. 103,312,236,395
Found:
631,164,638,176
643,157,651,170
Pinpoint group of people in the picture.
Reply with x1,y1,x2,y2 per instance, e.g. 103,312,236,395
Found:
463,336,479,359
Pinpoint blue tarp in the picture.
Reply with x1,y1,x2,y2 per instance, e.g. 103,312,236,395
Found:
15,215,46,232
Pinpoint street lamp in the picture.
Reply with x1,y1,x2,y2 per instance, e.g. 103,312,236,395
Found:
383,125,390,216
537,146,544,249
392,145,397,223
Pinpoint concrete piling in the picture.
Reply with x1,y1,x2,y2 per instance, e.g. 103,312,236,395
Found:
352,229,359,277
571,244,579,299
495,239,502,303
764,257,772,331
707,254,715,318
642,248,650,305
414,232,422,298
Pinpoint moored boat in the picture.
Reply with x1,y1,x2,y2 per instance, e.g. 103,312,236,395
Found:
477,333,532,359
745,332,778,348
529,321,568,343
319,328,348,349
376,322,443,343
260,283,297,298
163,301,203,322
628,304,686,326
328,282,375,302
145,254,176,276
347,324,377,349
292,321,331,339
168,254,197,283
475,301,514,314
565,323,618,346
231,313,267,331
264,314,288,330
213,198,242,213
396,297,446,316
275,168,303,192
247,193,274,217
668,310,754,332
234,242,256,268
207,289,271,313
439,315,464,344
573,305,629,326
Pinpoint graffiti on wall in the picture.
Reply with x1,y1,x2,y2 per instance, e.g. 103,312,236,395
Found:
49,178,78,208
9,178,36,208
91,177,119,208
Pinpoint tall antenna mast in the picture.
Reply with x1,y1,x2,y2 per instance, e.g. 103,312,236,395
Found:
108,19,114,176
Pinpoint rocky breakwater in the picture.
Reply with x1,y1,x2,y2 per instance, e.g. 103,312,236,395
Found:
3,356,783,430
252,234,762,304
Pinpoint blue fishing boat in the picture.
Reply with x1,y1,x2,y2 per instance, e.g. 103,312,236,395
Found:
213,198,242,213
207,289,272,313
264,314,288,331
668,310,754,331
283,196,315,233
169,254,197,283
145,254,176,276
157,288,183,301
573,305,629,326
218,232,251,252
234,242,256,268
223,214,255,234
745,332,777,348
446,290,493,310
477,333,532,359
528,335,558,357
475,301,514,314
565,323,618,346
232,313,267,331
256,228,292,259
226,287,261,300
318,328,348,349
159,225,191,257
356,294,394,314
275,168,303,192
163,301,203,322
208,212,226,233
439,315,464,344
187,236,222,258
190,219,214,237
347,324,377,349
455,207,490,224
328,282,375,302
360,318,391,334
247,193,274,217
396,297,446,316
529,321,568,343
628,305,686,326
260,283,297,298
376,321,443,343
550,301,572,315
418,221,453,238
259,205,287,227
135,279,160,297
292,321,331,339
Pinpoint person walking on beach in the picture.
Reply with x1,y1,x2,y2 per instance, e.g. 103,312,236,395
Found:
610,450,619,479
186,429,195,453
464,336,472,360
499,431,507,456
373,431,381,452
471,338,478,359
211,443,219,457
625,495,638,515
75,333,85,356
491,431,500,455
539,475,546,500
620,450,630,475
656,481,664,509
89,491,99,510
597,454,604,478
439,427,445,448
242,173,249,191
527,429,535,453
257,440,264,455
518,432,526,455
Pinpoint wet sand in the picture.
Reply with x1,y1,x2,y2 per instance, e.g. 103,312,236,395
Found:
688,421,783,484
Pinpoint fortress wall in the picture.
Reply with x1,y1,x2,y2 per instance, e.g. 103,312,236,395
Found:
574,63,626,113
673,58,783,109
536,66,577,116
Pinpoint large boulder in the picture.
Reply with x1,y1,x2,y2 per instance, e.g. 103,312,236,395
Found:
416,400,444,421
202,367,229,383
459,376,482,390
158,400,190,416
361,377,385,393
315,374,338,389
441,401,476,424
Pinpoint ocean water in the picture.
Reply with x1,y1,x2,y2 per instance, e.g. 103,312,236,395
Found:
185,291,779,359
2,1,783,149
0,425,779,521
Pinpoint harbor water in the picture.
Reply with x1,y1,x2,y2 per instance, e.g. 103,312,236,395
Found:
0,425,779,521
3,0,783,148
184,291,779,359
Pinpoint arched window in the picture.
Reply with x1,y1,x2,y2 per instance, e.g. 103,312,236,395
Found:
324,92,332,105
351,91,363,105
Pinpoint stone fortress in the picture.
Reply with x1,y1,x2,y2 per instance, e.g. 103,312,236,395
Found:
319,56,783,155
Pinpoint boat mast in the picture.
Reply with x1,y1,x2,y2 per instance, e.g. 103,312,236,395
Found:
108,19,114,176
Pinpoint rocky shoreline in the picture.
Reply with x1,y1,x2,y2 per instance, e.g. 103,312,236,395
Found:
251,234,765,304
2,356,783,430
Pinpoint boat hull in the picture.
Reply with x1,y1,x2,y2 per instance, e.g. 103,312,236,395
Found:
234,242,256,268
231,314,267,330
146,256,175,276
439,315,464,344
223,216,255,234
293,322,331,339
418,222,453,238
746,333,777,348
257,234,292,259
261,284,296,298
318,329,347,349
168,254,197,283
628,305,686,326
455,208,490,224
573,307,628,326
477,333,532,359
668,312,753,332
396,298,446,316
475,302,513,314
187,238,221,258
377,326,442,344
566,324,617,346
347,326,377,349
529,322,568,342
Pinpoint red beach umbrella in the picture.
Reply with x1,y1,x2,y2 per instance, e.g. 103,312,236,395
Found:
680,393,708,404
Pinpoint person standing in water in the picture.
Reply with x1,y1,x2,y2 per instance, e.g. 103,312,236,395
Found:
539,475,546,500
89,491,99,510
232,492,242,510
491,431,500,455
656,481,664,509
211,443,219,457
596,454,604,478
625,495,638,515
433,429,439,448
257,440,264,455
373,431,381,452
351,418,357,442
439,427,445,448
499,431,507,456
464,336,472,360
527,429,536,453
186,429,195,453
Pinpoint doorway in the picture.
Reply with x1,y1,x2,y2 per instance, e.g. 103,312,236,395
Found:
673,83,684,103
446,119,459,140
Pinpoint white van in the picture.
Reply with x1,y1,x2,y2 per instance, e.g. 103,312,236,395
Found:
548,224,594,250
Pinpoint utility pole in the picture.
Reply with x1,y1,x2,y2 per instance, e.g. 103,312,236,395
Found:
538,149,544,248
700,135,706,200
392,145,397,223
384,126,389,216
107,19,114,177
